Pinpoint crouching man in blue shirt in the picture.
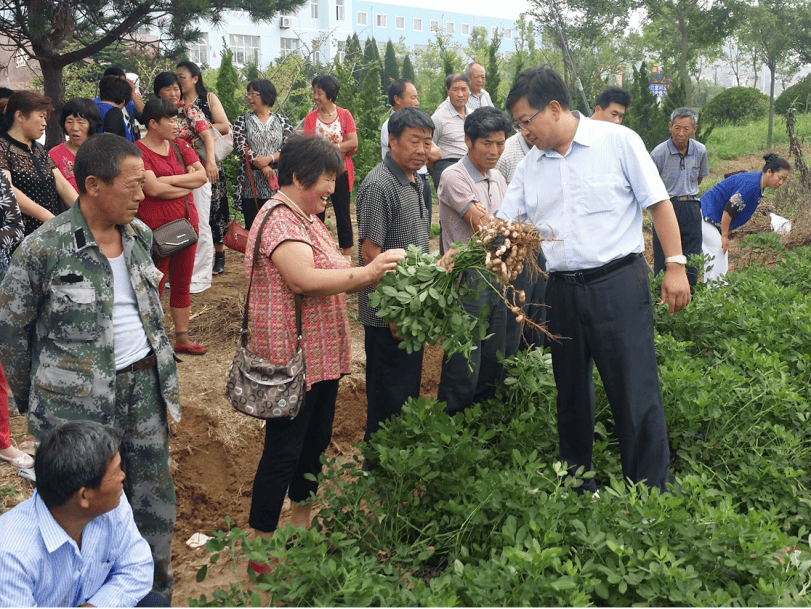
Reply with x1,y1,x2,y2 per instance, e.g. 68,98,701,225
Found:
0,420,162,607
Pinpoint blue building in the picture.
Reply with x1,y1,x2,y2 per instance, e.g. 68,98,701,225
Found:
184,0,519,69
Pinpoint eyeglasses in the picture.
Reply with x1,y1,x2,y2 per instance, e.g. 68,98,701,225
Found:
246,91,260,98
513,109,541,133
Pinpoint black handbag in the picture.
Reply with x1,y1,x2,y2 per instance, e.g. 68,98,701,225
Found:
226,203,306,420
149,141,199,259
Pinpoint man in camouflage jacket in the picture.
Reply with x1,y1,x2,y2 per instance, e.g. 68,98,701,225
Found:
0,134,180,600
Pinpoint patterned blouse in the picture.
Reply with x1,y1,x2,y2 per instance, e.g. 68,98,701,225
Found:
0,170,23,279
244,201,351,390
176,102,210,151
232,112,294,203
0,133,61,236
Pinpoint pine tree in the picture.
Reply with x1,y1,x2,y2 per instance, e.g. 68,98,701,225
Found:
360,37,379,92
487,32,502,108
216,45,241,122
354,62,386,182
346,33,363,88
624,62,669,150
402,54,416,83
661,77,686,123
332,54,358,119
382,40,399,95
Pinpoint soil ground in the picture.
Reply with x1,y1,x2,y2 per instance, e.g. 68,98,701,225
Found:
0,155,782,605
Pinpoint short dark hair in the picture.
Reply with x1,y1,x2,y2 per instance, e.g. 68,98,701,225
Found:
35,420,121,509
152,71,180,97
445,73,470,90
762,152,790,173
98,75,132,105
139,98,178,130
506,65,570,112
247,78,278,108
74,133,142,195
388,106,435,138
311,74,340,102
0,90,53,133
464,106,512,144
103,66,127,78
176,60,208,98
60,97,103,138
277,135,344,190
595,86,631,111
0,86,15,101
388,79,412,107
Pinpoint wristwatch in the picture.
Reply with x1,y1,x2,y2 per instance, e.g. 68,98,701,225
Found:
664,255,687,265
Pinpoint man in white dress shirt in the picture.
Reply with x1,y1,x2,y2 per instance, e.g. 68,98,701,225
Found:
497,66,690,493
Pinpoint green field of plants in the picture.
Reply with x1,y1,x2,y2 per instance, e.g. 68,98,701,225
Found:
193,235,811,607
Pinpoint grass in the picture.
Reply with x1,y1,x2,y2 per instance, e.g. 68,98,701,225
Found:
705,113,811,161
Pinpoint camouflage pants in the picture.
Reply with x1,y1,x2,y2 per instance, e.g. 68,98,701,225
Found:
30,366,176,600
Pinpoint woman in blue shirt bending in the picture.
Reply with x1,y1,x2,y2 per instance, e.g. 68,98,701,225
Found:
700,153,790,282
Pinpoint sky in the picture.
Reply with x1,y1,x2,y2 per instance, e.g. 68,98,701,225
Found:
369,0,532,21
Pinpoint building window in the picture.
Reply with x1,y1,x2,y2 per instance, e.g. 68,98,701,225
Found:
396,15,405,29
310,0,318,18
335,40,345,63
504,28,512,40
280,37,300,57
229,34,260,66
376,13,387,28
413,18,422,31
357,11,367,26
446,21,454,34
430,19,439,32
461,23,470,36
188,34,209,66
335,0,344,20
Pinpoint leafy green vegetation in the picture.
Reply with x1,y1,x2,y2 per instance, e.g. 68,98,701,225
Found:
193,240,811,607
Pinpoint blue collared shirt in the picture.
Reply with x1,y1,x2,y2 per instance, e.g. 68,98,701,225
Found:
0,490,153,607
496,115,669,272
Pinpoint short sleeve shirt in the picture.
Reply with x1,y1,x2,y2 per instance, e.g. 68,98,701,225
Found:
495,132,531,184
650,138,709,198
700,171,763,230
244,202,351,389
0,133,60,236
356,155,430,327
438,155,507,251
135,138,200,230
431,98,468,160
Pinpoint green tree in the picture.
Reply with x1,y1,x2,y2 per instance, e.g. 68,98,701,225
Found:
487,32,503,108
402,54,416,83
353,62,386,182
624,62,669,150
382,40,400,95
0,0,307,147
465,26,490,66
245,62,260,81
360,37,380,91
345,33,363,86
216,46,241,122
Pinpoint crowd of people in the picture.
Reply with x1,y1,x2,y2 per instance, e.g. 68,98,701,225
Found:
0,58,793,605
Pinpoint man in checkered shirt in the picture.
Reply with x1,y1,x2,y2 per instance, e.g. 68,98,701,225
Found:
357,107,433,466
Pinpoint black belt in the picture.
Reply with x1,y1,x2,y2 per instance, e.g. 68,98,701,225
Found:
671,195,700,202
116,352,156,375
551,253,641,284
703,217,722,233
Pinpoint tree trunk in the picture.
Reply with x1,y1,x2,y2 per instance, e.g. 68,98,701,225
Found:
767,60,776,148
39,58,67,150
679,18,691,105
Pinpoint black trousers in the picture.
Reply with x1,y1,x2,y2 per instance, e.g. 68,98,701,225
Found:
249,379,339,532
317,171,353,249
431,158,460,192
363,325,423,445
513,250,548,351
546,256,669,492
652,198,702,287
420,172,432,226
241,196,267,232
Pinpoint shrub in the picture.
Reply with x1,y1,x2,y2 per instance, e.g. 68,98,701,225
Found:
775,73,811,116
700,87,768,126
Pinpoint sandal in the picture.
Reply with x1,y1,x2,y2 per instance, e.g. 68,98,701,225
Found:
0,449,34,469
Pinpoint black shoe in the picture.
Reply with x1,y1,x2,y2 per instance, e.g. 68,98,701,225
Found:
213,252,225,275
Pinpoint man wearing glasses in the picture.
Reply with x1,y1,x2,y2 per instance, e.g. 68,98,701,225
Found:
650,107,709,287
497,66,690,494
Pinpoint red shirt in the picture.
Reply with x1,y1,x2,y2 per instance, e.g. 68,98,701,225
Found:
136,138,200,230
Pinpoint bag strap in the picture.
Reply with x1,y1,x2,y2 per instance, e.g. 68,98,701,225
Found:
167,140,191,221
241,202,303,349
244,146,261,213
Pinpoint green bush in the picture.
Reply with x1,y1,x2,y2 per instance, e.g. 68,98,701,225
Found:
700,87,769,126
775,73,811,116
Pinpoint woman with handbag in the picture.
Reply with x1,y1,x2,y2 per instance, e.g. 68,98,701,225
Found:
177,60,232,276
154,71,218,295
232,78,294,232
243,135,404,558
136,99,209,355
304,74,358,260
0,91,79,237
